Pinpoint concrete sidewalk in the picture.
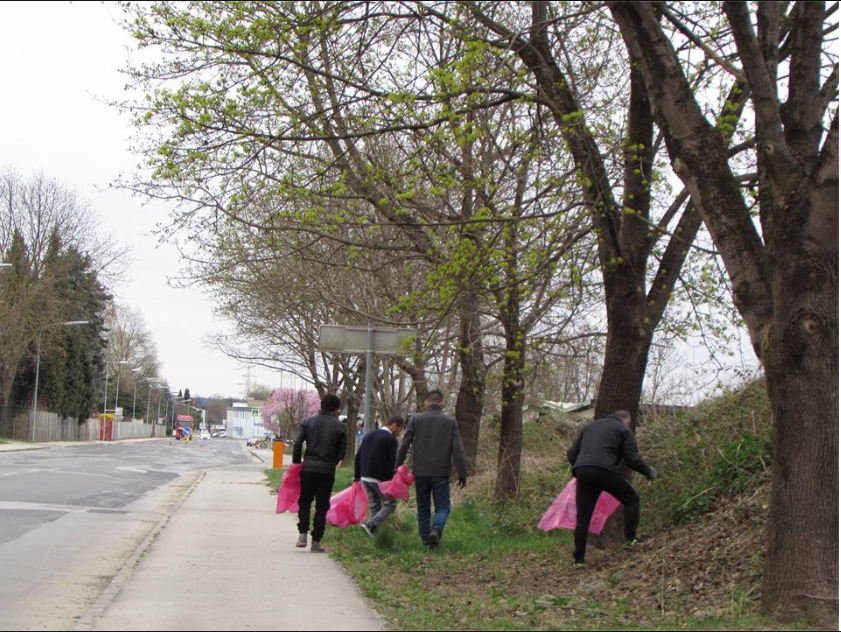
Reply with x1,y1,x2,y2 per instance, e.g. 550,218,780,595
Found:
85,462,384,631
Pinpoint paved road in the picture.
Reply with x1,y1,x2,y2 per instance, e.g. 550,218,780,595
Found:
0,439,250,631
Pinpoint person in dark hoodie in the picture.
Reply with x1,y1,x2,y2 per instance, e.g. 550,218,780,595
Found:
566,409,657,569
292,393,347,553
354,415,405,538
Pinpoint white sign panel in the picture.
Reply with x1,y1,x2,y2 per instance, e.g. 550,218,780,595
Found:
319,325,417,355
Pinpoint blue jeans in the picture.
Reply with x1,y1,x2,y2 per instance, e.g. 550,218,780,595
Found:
415,476,451,544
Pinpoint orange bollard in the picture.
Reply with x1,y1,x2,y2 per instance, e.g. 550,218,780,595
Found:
273,441,285,469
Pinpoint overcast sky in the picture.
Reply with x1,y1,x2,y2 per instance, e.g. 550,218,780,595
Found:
0,2,289,398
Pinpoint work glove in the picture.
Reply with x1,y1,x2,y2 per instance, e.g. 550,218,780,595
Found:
648,466,658,481
458,477,468,489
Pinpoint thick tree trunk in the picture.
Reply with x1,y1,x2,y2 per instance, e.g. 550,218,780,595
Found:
592,288,654,546
763,349,838,623
761,185,838,624
455,307,484,475
594,299,653,426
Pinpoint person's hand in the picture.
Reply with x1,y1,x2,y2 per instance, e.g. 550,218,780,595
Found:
648,466,658,481
458,477,467,489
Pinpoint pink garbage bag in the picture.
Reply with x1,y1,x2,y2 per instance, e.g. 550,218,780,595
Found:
326,481,368,528
276,463,303,514
538,478,621,534
378,464,416,502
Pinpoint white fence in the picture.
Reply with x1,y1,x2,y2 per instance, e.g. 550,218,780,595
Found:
27,411,166,443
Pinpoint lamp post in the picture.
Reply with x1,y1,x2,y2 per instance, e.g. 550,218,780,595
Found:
144,378,160,423
130,368,141,421
156,387,164,425
31,320,89,443
113,360,129,420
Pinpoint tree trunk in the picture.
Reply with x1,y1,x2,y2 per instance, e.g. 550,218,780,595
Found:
760,189,838,624
495,319,526,502
594,293,654,427
763,346,838,623
455,306,484,475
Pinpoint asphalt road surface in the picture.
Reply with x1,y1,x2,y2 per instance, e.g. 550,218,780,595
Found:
0,439,251,631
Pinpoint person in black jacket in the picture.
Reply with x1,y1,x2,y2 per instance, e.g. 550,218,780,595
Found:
292,393,347,553
566,410,657,568
354,415,405,538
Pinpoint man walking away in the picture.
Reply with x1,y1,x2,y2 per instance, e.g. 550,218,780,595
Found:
293,393,346,553
396,389,469,548
354,415,405,538
567,409,657,569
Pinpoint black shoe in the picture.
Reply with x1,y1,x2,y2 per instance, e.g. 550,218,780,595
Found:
572,561,587,570
623,537,645,549
360,523,376,539
428,525,442,548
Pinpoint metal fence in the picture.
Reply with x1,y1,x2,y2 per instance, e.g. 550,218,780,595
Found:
13,411,166,443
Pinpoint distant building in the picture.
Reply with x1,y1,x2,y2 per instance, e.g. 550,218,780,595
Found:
226,400,265,439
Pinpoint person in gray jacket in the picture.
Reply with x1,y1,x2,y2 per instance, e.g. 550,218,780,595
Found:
292,393,346,553
396,389,469,548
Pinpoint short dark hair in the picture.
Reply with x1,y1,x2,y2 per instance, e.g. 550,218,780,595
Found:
321,394,342,412
614,409,631,422
386,415,405,428
425,389,444,405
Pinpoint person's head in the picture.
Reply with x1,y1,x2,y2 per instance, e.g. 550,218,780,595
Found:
386,415,405,437
321,393,342,415
614,410,632,427
425,389,444,407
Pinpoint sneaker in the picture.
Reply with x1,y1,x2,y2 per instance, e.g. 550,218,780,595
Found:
296,533,308,548
428,525,442,548
623,538,645,549
360,523,376,539
311,540,326,553
572,561,587,570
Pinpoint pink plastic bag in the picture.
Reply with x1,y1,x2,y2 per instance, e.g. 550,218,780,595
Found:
538,478,621,534
326,481,368,528
378,464,416,502
276,463,303,514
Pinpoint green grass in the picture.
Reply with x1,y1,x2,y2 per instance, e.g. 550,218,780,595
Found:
640,379,773,530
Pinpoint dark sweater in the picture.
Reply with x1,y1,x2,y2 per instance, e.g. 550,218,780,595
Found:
567,414,654,478
354,428,398,482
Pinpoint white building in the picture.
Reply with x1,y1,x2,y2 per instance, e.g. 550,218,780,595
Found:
226,401,265,440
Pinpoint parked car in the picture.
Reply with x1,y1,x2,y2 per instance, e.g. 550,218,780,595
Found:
200,430,211,440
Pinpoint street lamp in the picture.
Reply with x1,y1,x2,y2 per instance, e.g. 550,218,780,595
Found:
31,320,89,442
113,360,129,419
144,378,161,423
130,368,142,421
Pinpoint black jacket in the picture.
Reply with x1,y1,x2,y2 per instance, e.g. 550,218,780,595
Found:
396,405,469,478
354,428,398,482
292,410,347,475
567,414,654,479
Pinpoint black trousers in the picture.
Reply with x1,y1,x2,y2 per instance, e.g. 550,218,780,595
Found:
573,466,640,563
297,470,335,541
